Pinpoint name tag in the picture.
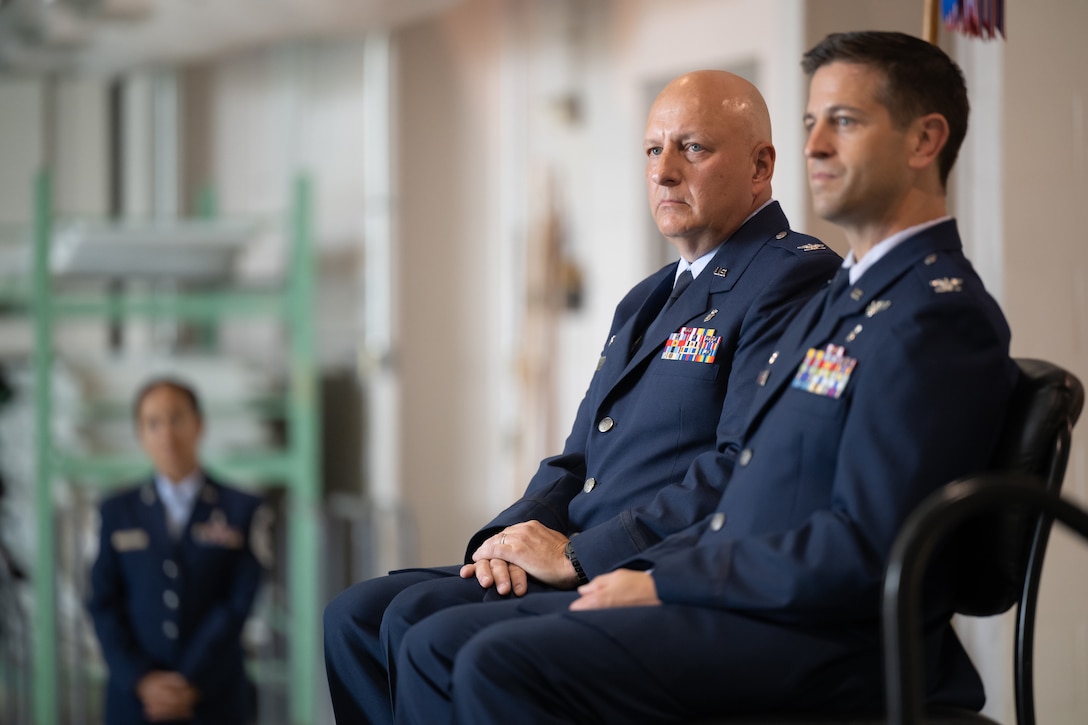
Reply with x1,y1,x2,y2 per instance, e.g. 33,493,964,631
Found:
111,528,149,552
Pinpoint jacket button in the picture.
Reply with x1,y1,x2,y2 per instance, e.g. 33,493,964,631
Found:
163,590,179,609
583,478,597,493
162,560,178,578
163,621,179,640
710,512,726,531
739,449,753,466
597,417,615,433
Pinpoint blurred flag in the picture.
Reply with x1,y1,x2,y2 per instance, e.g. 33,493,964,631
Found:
942,0,1006,39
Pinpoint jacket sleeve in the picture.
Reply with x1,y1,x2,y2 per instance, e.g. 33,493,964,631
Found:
461,286,647,562
570,247,842,577
647,296,1016,623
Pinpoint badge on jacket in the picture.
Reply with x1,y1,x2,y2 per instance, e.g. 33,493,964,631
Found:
192,510,244,549
662,327,721,363
791,344,856,399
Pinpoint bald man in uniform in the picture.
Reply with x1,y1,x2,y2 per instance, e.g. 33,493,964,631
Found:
323,70,841,724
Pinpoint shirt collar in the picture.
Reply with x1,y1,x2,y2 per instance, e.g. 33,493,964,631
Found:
154,470,204,507
676,198,776,282
843,215,952,285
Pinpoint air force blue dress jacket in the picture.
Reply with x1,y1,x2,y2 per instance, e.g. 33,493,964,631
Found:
88,474,267,724
467,202,842,577
632,220,1018,708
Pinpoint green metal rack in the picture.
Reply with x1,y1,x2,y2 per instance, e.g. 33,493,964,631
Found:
28,170,322,724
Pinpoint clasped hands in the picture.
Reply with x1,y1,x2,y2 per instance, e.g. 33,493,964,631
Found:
136,670,200,721
459,520,661,610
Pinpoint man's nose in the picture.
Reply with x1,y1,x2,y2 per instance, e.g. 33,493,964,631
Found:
649,149,680,186
803,121,831,159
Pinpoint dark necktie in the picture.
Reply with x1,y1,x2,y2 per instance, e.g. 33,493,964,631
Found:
634,269,694,353
663,268,694,315
824,268,849,312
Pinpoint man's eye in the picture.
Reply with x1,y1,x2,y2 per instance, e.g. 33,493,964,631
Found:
687,143,703,152
834,116,855,128
647,147,662,157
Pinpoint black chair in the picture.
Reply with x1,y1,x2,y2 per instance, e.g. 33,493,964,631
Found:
696,358,1084,725
885,357,1086,725
885,474,1088,725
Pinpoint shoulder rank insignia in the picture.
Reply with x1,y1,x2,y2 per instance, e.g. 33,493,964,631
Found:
865,300,892,317
930,277,963,294
796,243,828,252
251,505,276,569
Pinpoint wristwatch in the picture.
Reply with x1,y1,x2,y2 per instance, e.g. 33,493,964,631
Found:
564,540,589,585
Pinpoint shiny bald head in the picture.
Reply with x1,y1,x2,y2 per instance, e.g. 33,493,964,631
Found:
645,70,776,260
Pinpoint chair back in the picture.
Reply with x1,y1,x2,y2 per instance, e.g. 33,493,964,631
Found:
946,358,1084,616
887,358,1084,725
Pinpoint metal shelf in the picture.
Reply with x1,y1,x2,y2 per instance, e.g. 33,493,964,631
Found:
26,170,322,725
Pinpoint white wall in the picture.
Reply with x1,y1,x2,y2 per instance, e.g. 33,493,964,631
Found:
1001,1,1088,721
394,0,811,565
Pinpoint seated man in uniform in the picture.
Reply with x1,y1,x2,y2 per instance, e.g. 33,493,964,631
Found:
323,70,842,723
88,377,270,724
392,31,1019,724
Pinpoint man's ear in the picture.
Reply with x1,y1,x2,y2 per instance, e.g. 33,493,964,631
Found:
907,113,949,172
752,143,776,188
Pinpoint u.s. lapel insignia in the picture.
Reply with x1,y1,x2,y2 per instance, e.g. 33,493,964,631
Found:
607,334,616,347
713,266,728,277
797,242,827,252
930,277,963,294
865,300,891,317
704,309,718,322
849,288,864,301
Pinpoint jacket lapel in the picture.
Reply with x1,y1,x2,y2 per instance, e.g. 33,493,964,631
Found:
623,202,793,375
743,221,964,430
137,479,174,554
